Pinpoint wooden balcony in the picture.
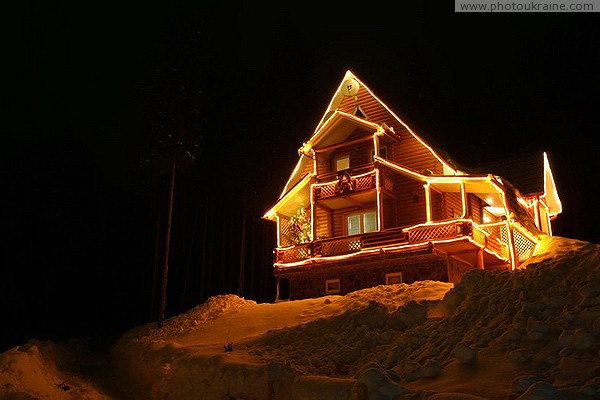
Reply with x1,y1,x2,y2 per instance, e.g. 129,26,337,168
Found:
315,164,375,183
275,235,362,263
275,228,409,264
404,220,511,263
275,220,512,266
313,168,377,200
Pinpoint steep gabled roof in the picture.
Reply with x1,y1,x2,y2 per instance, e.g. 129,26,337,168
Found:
319,71,460,173
276,70,463,201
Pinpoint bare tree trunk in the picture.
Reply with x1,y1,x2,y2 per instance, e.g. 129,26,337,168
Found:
158,155,176,328
150,212,161,320
238,209,246,297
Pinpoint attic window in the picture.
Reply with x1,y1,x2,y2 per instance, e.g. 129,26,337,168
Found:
353,106,366,118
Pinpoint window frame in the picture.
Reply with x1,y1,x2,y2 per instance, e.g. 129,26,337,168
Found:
343,209,378,235
385,272,403,285
333,154,350,172
325,278,341,294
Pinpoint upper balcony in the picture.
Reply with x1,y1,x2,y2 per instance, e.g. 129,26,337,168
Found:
314,168,375,202
312,164,395,211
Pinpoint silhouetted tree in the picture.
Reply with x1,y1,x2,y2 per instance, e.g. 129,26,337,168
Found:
145,82,203,328
143,15,206,327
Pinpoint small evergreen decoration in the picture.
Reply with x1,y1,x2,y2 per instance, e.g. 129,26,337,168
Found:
289,207,312,245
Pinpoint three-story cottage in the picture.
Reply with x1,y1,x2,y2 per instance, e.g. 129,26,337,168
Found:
263,71,562,300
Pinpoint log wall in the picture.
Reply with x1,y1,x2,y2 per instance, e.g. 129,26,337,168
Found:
394,175,427,227
338,88,445,175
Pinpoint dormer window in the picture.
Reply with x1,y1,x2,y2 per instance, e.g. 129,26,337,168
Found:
334,155,350,172
353,106,366,118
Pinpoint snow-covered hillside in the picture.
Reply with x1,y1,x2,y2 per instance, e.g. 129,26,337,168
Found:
2,236,600,400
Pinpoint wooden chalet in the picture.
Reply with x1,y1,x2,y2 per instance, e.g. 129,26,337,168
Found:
263,71,562,300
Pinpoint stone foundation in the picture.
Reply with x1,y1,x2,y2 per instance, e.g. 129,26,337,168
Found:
287,258,450,300
447,256,476,283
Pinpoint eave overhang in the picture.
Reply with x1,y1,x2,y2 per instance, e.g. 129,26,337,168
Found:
376,156,512,211
263,173,314,221
299,110,382,155
376,156,499,191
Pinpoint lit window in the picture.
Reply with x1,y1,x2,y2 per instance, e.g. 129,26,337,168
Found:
363,211,377,233
325,279,340,294
346,210,377,235
335,155,350,172
347,214,361,235
386,272,403,285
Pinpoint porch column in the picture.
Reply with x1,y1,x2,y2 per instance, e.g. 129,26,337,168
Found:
533,197,541,230
373,132,383,230
376,168,382,231
310,194,317,242
310,150,317,242
476,248,484,269
276,215,281,247
506,219,518,270
424,182,432,222
460,181,467,218
373,129,384,159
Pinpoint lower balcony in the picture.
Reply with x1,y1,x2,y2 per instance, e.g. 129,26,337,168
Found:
274,219,515,267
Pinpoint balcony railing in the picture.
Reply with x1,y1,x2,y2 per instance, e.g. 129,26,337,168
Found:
275,229,409,264
316,164,375,183
275,243,312,263
313,169,377,200
478,222,535,262
275,234,366,263
404,220,511,261
275,219,514,265
479,222,511,260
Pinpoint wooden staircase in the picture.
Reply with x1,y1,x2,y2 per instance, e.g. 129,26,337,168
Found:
361,227,408,250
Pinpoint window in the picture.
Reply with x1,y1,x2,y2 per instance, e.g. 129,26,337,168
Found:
363,211,377,233
386,272,403,285
353,106,366,118
325,279,340,294
370,146,388,161
334,155,350,172
346,210,377,235
347,214,361,235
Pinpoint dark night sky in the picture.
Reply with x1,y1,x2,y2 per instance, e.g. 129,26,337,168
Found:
3,3,599,351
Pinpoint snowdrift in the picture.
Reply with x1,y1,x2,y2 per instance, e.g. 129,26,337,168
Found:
2,236,600,400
